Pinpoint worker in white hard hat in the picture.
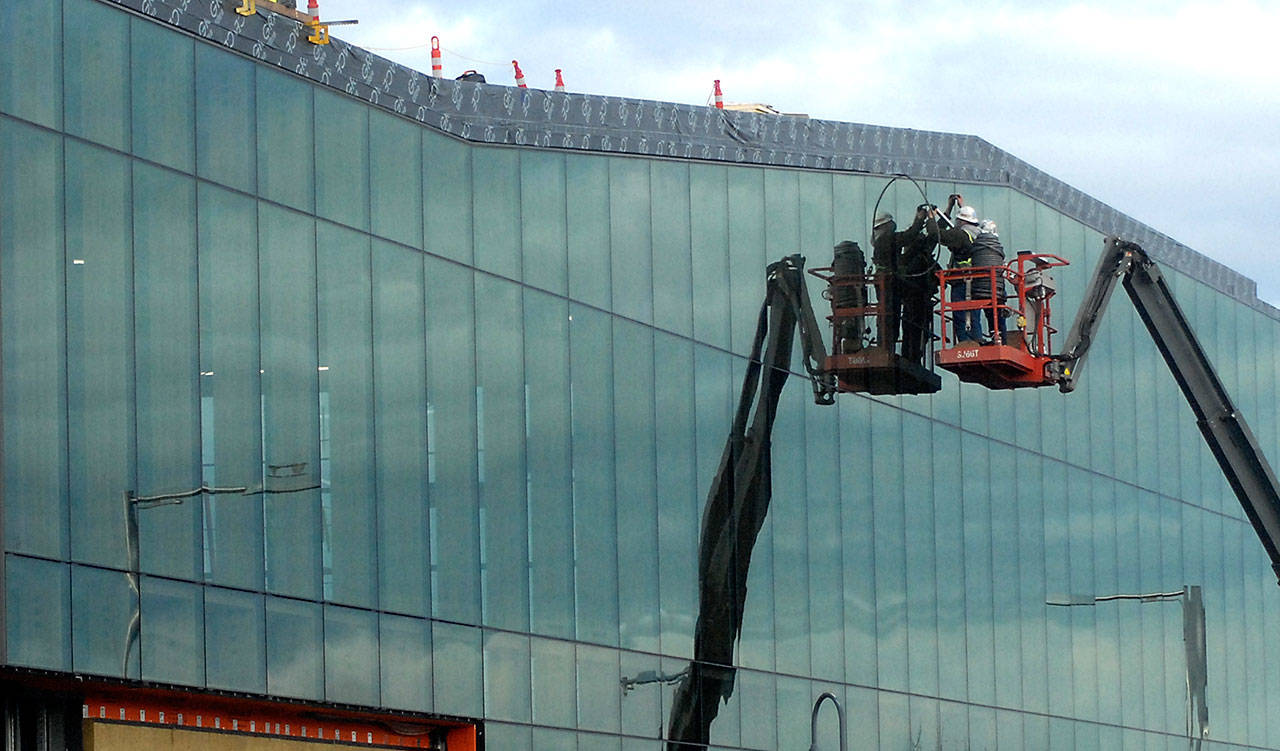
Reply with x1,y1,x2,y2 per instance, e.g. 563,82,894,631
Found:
933,194,1006,344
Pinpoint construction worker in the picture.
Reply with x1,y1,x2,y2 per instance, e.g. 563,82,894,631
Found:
899,207,942,364
934,195,1006,343
871,208,930,355
830,240,867,353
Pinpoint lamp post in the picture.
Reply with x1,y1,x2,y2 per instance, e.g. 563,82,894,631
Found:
1047,586,1208,749
809,691,846,751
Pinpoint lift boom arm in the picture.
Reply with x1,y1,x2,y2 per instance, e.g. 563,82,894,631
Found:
666,255,834,749
1051,237,1280,583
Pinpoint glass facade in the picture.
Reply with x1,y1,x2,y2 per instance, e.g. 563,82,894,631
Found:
3,1,1280,749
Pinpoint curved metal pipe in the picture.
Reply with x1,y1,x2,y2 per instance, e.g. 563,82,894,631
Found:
809,691,847,751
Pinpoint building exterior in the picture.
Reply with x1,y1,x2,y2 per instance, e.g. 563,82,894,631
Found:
2,0,1280,749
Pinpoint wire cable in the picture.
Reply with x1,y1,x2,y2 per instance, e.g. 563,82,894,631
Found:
868,173,945,277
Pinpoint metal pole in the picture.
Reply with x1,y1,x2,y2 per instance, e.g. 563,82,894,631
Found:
809,692,846,751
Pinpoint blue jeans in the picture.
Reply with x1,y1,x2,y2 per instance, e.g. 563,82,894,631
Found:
952,283,982,342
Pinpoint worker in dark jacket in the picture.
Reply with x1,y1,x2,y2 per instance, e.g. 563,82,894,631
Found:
871,209,927,353
934,195,1006,343
899,208,942,364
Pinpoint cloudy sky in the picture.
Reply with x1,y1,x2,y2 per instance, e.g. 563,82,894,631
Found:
324,0,1280,305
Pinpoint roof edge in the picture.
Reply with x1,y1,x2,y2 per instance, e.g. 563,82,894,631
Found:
104,0,1278,320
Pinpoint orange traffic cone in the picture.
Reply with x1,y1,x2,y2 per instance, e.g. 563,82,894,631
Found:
713,79,724,109
307,0,319,24
431,36,442,78
554,69,566,92
512,60,527,88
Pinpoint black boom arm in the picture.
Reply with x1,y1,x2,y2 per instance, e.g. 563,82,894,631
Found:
1052,237,1280,583
666,256,834,749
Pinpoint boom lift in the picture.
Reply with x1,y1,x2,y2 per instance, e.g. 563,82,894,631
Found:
667,236,1280,751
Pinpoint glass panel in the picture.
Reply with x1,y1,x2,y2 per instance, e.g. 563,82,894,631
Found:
133,163,201,580
654,332,696,659
1138,490,1167,733
565,154,611,309
1019,459,1048,714
990,444,1022,709
961,438,994,705
140,576,203,686
130,18,193,172
71,564,137,678
1223,518,1246,741
533,728,577,751
736,669,775,750
1112,480,1140,727
726,169,765,357
370,110,423,248
613,319,658,654
0,0,61,128
841,394,877,687
195,45,255,193
324,604,378,705
379,613,431,712
483,630,531,723
577,733,620,751
423,131,472,264
266,595,323,700
63,0,128,150
485,723,532,751
877,692,910,751
569,303,618,646
204,586,265,693
472,147,520,277
5,555,70,670
259,203,321,600
520,151,568,294
1069,468,1100,724
432,621,483,718
197,183,264,590
531,636,576,728
902,412,936,696
774,675,808,750
575,644,621,734
425,257,481,624
317,224,375,607
619,651,660,739
688,164,730,349
1,121,67,558
771,384,809,677
608,157,653,324
525,291,574,639
908,696,940,751
65,141,134,571
1043,459,1073,716
256,68,314,212
873,405,906,692
314,89,369,231
476,275,529,631
372,241,430,616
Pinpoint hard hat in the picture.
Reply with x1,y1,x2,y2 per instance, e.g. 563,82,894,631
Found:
980,219,998,235
873,211,893,229
956,206,979,224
